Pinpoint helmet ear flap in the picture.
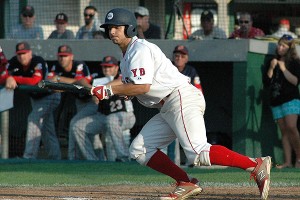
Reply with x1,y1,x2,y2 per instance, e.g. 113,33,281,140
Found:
104,28,110,39
125,25,137,38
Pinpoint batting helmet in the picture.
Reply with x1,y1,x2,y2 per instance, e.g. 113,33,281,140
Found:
100,8,137,38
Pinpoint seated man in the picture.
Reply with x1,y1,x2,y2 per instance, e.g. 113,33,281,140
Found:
9,5,44,39
71,56,136,161
189,10,227,40
48,13,75,39
0,42,61,159
272,19,298,39
134,6,161,39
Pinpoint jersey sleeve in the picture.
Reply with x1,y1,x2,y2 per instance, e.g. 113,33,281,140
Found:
74,61,92,83
13,56,46,85
127,44,154,85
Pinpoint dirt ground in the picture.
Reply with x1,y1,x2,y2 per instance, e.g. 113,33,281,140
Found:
0,186,299,200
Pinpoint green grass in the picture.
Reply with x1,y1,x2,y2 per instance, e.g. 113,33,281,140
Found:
0,159,299,187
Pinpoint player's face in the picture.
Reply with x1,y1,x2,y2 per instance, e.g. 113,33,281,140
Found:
107,25,130,45
102,65,119,77
173,53,188,70
17,51,32,67
58,55,73,70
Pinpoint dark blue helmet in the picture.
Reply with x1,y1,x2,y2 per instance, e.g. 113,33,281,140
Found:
100,8,137,38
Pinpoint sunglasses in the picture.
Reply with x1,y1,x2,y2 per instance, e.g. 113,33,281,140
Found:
281,34,293,41
239,20,249,24
84,13,94,18
22,14,34,18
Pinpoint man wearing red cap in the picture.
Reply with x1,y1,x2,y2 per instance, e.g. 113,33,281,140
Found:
0,41,61,159
47,44,100,160
48,13,75,39
272,19,298,39
70,56,136,161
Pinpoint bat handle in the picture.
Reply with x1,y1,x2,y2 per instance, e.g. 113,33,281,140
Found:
38,80,46,88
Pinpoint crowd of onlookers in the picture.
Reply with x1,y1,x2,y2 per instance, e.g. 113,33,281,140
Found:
5,5,300,40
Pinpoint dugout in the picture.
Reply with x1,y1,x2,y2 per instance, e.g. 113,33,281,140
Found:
1,38,297,164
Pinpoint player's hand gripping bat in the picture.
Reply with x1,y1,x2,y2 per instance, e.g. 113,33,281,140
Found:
38,80,92,96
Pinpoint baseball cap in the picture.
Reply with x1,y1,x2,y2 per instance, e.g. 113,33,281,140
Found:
280,19,290,25
201,10,213,21
101,56,118,67
55,13,68,24
16,41,31,54
21,5,35,17
0,46,8,68
134,6,149,16
173,45,188,55
57,45,73,56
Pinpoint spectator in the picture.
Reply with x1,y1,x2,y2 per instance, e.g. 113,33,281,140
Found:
229,12,265,39
92,30,106,39
263,34,300,169
76,5,100,39
172,45,202,91
47,45,104,160
9,5,44,39
72,56,136,161
48,13,75,39
189,10,227,40
272,19,298,39
0,41,61,159
134,6,161,39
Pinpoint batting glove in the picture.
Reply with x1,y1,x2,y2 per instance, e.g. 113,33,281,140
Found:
91,85,114,100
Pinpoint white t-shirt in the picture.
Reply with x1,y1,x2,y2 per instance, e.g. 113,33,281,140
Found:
120,36,189,108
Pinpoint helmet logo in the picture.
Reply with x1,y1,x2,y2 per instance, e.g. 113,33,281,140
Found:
107,12,113,20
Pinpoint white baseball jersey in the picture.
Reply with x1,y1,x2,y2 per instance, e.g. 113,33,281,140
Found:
120,36,189,108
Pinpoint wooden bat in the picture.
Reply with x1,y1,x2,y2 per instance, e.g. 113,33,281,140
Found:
38,80,92,95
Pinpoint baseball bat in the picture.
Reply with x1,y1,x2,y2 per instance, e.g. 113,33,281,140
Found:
38,80,92,95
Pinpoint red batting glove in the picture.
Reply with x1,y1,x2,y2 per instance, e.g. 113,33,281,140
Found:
91,85,113,100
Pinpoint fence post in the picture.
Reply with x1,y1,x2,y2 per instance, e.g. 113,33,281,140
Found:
1,110,9,159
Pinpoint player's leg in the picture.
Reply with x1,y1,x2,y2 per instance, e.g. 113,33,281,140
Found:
106,111,136,161
68,100,98,160
41,93,61,159
130,113,202,200
130,113,191,183
23,94,60,159
72,112,106,160
169,85,270,199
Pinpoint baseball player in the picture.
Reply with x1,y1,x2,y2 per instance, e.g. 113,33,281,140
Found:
0,41,61,159
71,56,136,161
0,46,8,82
92,8,271,200
47,44,104,160
172,45,202,91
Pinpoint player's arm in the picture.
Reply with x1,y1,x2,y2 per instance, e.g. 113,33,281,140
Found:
92,82,150,100
111,82,150,96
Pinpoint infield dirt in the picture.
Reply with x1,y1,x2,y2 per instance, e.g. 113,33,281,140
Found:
0,185,299,199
